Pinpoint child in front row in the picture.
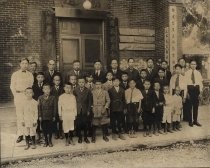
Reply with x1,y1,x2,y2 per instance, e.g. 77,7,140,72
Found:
162,85,174,134
21,87,38,150
103,71,114,91
172,86,183,131
58,82,77,146
38,84,57,147
125,80,142,138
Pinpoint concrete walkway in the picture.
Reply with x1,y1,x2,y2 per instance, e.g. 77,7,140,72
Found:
1,104,210,164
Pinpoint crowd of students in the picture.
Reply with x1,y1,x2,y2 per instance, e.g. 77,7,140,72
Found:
10,57,203,150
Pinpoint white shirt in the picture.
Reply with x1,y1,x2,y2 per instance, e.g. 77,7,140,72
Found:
185,69,203,92
10,70,34,95
114,86,119,92
125,88,143,104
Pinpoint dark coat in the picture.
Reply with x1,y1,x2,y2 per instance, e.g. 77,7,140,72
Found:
73,87,93,116
107,69,123,80
153,90,165,113
43,70,62,86
50,86,64,99
164,70,172,84
124,68,139,82
65,69,85,82
91,70,106,83
136,78,147,91
119,81,129,90
32,83,44,101
108,87,125,112
145,68,157,83
153,77,169,92
141,89,156,112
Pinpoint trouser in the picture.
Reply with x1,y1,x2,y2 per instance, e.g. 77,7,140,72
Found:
142,112,155,131
24,127,36,136
187,85,200,124
92,124,108,138
41,120,53,143
65,131,74,140
127,103,139,131
54,115,63,135
76,116,88,139
154,110,163,131
111,111,124,134
14,93,26,136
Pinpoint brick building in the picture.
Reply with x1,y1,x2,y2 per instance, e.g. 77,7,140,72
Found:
0,0,183,102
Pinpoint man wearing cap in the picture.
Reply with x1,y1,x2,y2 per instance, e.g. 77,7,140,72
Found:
10,58,34,143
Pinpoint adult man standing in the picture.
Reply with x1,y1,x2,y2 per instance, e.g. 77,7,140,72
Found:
185,60,203,127
145,58,157,83
10,58,34,143
108,59,122,80
124,58,139,82
29,61,38,84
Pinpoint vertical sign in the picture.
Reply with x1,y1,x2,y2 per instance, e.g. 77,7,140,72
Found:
169,5,178,71
164,27,170,63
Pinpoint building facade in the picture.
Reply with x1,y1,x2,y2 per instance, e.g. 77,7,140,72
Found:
0,0,183,102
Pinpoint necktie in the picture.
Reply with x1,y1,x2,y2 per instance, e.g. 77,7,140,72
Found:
50,71,53,76
39,84,41,88
130,89,134,103
175,75,179,87
191,70,195,84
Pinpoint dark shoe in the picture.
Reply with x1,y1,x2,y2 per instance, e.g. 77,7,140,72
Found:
119,134,126,140
49,142,53,147
168,129,174,133
153,131,159,136
193,122,202,127
60,134,64,139
78,138,82,144
143,132,147,137
112,134,118,140
91,137,96,143
43,143,48,147
84,138,90,144
24,144,30,150
69,138,75,145
189,122,193,127
103,136,109,142
54,134,59,139
65,139,69,146
16,136,23,143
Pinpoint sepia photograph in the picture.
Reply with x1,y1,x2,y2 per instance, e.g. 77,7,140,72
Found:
0,0,210,167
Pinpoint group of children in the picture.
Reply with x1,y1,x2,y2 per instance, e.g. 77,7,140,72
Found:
20,60,185,150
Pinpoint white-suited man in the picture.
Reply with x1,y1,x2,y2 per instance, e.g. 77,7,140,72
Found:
10,58,34,143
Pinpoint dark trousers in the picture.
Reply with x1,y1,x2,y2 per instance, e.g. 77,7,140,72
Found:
92,124,108,137
76,115,88,139
111,111,124,134
187,85,200,124
41,120,53,143
154,108,163,130
54,114,63,134
142,111,155,131
127,103,139,131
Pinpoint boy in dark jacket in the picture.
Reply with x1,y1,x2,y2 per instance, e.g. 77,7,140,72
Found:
38,84,57,147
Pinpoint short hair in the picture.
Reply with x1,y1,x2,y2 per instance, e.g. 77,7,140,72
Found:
94,59,101,64
178,58,185,62
25,87,33,91
48,59,55,64
140,69,147,73
95,80,102,83
190,59,197,64
129,79,136,84
121,71,128,76
77,77,85,80
20,58,29,63
43,83,51,88
37,72,44,76
106,71,113,76
174,64,182,69
153,80,160,85
73,60,80,64
30,61,37,66
161,60,168,64
112,77,120,81
158,67,165,72
64,82,72,86
110,58,118,63
143,80,151,84
163,85,169,88
146,58,153,62
127,58,134,62
53,74,61,79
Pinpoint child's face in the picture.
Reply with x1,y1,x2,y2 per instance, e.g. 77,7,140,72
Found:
163,86,170,94
129,80,136,89
106,73,113,81
154,83,160,91
25,89,33,99
161,62,168,69
20,60,29,71
30,63,37,73
43,86,51,96
86,76,93,83
113,79,120,87
175,87,181,95
140,71,147,79
190,61,197,70
37,75,44,83
158,70,165,78
64,85,71,94
143,81,151,90
175,67,182,74
53,76,61,86
69,76,77,85
122,74,128,81
95,82,102,89
94,62,102,70
78,79,85,88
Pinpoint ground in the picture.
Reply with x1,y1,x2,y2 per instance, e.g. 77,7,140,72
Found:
2,140,210,168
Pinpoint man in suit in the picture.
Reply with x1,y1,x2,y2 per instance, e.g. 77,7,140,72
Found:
65,60,85,82
108,59,123,80
161,60,172,84
74,77,93,144
136,69,148,91
154,68,169,92
145,58,157,83
29,61,38,84
44,60,62,85
124,58,139,82
91,60,106,83
108,78,126,140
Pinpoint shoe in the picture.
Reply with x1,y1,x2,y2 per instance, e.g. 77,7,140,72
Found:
16,136,23,143
153,131,159,136
193,122,202,127
132,132,137,138
43,143,48,147
103,136,109,142
176,127,181,131
60,134,64,139
158,130,163,134
65,139,69,146
69,139,75,145
54,134,59,139
148,131,152,137
143,132,147,137
189,122,193,127
49,143,53,147
119,134,126,140
168,129,174,133
31,144,36,149
24,145,30,150
112,134,118,140
91,137,96,143
84,138,90,144
78,138,82,144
